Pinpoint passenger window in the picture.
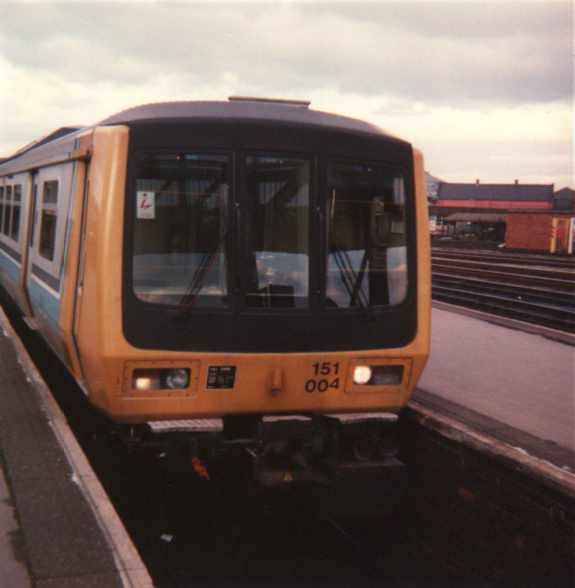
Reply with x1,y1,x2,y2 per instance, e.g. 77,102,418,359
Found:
3,186,12,236
39,181,59,261
11,185,22,242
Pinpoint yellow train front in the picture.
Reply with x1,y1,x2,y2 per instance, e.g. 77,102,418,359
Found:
0,98,430,504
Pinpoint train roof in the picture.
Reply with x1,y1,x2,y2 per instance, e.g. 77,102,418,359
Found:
99,98,396,139
1,99,403,173
0,127,84,169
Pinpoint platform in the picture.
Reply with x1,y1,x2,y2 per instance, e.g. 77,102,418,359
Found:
0,309,152,587
415,304,574,468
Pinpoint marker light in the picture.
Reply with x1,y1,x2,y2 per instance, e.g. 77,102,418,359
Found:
371,365,403,385
353,365,372,385
164,368,190,390
135,377,152,391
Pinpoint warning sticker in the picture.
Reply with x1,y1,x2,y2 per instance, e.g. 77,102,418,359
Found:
207,366,236,389
137,191,156,219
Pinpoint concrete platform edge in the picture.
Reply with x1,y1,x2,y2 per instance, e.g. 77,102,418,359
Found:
0,307,154,588
432,300,575,346
407,400,575,500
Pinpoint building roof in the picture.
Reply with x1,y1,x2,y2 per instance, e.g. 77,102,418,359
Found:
554,187,574,198
437,181,554,202
553,187,575,211
441,212,508,223
99,99,394,139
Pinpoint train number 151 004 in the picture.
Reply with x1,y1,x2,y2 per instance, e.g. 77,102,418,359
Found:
305,362,340,393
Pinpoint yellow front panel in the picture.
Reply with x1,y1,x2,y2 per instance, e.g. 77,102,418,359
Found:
118,354,414,415
77,129,430,423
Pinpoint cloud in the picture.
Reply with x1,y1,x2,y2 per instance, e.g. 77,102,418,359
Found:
0,2,571,104
0,1,572,187
309,89,573,187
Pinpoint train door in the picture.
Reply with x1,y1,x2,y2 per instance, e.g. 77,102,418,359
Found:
25,164,74,358
19,173,38,318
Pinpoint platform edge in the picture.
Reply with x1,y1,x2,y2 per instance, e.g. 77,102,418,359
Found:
407,400,575,500
0,307,154,588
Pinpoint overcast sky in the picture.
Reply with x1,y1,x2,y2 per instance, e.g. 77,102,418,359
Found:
1,0,573,188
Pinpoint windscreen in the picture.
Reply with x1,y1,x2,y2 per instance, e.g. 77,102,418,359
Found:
132,153,230,307
326,161,408,308
245,155,310,308
130,153,409,313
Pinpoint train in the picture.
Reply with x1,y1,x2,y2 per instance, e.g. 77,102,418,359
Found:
0,97,430,505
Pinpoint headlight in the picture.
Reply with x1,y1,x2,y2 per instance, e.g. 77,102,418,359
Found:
132,368,191,391
353,365,372,385
134,377,153,391
164,368,190,390
352,365,404,386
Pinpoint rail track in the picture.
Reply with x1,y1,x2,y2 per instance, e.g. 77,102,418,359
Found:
431,248,575,333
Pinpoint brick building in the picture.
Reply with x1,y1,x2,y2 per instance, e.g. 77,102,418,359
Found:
504,187,575,254
505,212,574,254
430,180,554,242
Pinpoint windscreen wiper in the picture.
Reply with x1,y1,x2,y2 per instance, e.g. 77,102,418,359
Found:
329,190,375,320
331,245,371,310
176,190,230,316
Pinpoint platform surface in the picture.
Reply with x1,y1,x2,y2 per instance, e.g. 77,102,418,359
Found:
0,463,30,587
0,321,126,587
418,307,574,457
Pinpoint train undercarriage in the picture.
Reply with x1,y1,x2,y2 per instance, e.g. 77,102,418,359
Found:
114,412,406,516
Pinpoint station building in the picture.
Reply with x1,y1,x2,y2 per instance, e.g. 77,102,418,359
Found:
430,181,575,254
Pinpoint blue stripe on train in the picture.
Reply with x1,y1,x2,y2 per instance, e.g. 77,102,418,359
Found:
0,249,21,284
0,249,61,325
28,277,60,324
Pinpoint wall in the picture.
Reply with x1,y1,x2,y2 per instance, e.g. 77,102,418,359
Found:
505,213,553,251
400,406,575,586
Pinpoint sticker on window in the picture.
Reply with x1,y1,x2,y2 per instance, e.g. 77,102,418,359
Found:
137,191,156,219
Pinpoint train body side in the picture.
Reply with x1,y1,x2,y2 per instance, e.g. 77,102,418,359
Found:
0,130,89,372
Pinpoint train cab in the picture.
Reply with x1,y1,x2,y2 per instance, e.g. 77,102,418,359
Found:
0,98,430,497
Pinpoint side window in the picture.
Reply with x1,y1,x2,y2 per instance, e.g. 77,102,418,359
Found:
11,184,22,242
39,181,59,261
30,183,38,248
3,186,12,236
0,187,4,230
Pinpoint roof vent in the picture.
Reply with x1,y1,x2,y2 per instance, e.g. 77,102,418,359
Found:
228,96,310,108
